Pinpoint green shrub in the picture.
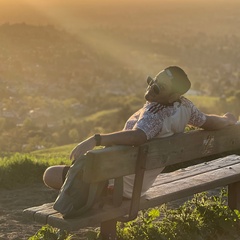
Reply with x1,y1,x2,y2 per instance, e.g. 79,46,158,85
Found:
116,190,240,240
0,153,69,188
29,225,72,240
0,153,45,188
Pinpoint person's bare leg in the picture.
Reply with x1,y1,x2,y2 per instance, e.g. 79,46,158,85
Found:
43,165,70,190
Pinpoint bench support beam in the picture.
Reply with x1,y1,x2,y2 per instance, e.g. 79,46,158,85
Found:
120,145,148,222
228,181,240,211
100,219,118,240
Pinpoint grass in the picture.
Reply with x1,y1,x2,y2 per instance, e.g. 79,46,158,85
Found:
0,142,105,188
187,95,219,109
0,144,75,188
0,153,48,188
32,143,76,159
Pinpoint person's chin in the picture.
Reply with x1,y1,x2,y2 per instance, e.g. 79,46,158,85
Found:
145,93,154,102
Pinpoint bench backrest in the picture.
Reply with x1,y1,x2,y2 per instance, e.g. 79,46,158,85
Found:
83,123,240,183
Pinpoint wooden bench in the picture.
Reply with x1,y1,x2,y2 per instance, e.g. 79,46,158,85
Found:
24,122,240,239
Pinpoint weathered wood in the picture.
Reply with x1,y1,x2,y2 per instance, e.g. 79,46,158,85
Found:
23,203,57,220
152,154,240,186
228,181,240,210
100,219,118,240
83,145,137,183
143,157,240,209
112,177,123,207
145,125,240,170
34,205,59,225
123,145,148,221
47,203,131,231
24,155,240,232
83,123,240,183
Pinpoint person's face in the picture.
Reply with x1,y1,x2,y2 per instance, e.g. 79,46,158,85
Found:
144,70,174,104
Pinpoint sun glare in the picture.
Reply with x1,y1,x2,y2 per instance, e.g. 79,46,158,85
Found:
1,0,239,77
11,0,158,75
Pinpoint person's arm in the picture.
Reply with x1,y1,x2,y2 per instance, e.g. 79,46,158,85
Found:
201,112,237,130
70,129,147,161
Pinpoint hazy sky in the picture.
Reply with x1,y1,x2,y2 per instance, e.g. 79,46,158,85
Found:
1,0,238,25
0,0,239,45
0,0,190,26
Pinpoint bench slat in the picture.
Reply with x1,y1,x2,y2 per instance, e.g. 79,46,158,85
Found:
153,154,240,186
144,157,240,208
23,203,56,219
34,205,59,225
47,204,129,231
24,155,240,231
146,128,239,169
83,124,240,183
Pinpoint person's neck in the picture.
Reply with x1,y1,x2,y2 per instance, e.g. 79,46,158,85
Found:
149,98,181,106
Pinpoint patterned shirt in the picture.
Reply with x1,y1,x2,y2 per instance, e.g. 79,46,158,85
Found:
123,96,206,139
122,96,207,198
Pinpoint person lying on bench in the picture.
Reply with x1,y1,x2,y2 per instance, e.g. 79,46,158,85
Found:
43,66,237,199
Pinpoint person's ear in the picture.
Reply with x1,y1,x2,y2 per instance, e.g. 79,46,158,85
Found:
168,92,180,103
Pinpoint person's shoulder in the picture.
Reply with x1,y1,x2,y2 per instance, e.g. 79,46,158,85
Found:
179,96,195,107
180,96,190,102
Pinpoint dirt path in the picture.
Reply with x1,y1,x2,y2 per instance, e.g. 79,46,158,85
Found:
0,183,96,240
0,183,61,239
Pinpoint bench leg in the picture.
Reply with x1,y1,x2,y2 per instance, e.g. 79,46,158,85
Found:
100,219,117,240
228,182,240,211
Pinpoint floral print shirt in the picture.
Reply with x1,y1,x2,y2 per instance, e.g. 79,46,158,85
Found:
123,96,206,140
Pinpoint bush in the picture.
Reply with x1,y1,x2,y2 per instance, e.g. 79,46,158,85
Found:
116,190,240,240
29,225,72,240
0,153,69,188
0,153,46,188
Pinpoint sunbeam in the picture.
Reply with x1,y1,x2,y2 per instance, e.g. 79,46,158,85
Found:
13,0,167,76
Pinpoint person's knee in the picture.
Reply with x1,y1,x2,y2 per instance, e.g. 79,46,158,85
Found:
43,165,67,190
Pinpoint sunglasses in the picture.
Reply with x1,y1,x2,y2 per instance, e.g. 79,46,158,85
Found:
147,77,163,95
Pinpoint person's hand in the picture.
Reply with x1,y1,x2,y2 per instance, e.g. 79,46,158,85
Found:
223,112,238,125
70,137,95,161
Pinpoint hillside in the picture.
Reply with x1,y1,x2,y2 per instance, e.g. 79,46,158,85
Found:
0,1,240,152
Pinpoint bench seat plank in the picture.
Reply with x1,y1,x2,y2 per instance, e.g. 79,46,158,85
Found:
24,154,240,231
143,156,240,208
34,205,60,224
152,154,240,186
23,203,57,219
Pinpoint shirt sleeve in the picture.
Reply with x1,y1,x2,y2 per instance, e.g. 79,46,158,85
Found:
133,108,163,140
188,102,207,127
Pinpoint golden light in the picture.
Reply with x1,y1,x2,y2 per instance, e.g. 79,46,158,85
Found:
0,0,165,76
